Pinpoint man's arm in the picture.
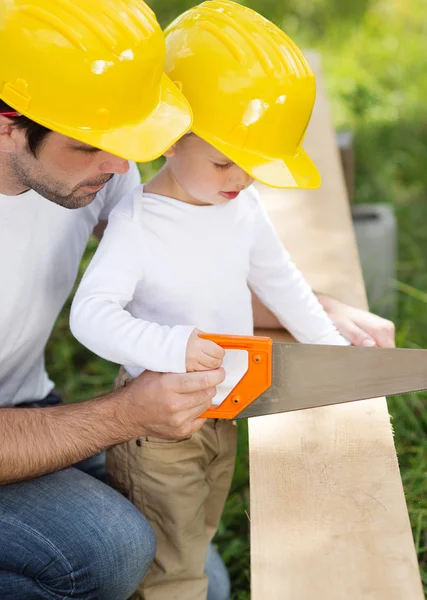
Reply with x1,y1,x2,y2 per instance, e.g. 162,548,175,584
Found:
252,290,395,348
0,368,224,485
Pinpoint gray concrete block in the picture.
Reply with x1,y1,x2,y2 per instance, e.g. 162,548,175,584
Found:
352,204,397,318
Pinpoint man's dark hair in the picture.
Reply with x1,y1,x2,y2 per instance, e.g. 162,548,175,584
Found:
0,100,51,155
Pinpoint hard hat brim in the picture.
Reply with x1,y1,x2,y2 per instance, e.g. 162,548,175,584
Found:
87,73,193,162
196,132,322,190
18,74,192,162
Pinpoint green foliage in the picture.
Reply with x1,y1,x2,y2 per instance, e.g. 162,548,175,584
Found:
46,0,427,596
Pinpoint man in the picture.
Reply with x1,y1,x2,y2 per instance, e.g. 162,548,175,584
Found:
0,1,231,599
0,1,395,599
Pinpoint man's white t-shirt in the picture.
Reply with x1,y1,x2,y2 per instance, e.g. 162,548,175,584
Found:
71,184,349,406
0,162,140,407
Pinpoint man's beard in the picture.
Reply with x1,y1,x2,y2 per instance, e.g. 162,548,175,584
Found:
10,156,114,209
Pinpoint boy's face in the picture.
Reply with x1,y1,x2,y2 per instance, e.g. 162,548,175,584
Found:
165,134,253,206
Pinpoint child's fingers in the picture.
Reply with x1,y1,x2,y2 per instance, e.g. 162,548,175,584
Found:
355,314,395,348
199,339,225,359
198,351,223,370
340,321,377,347
190,359,222,371
185,333,225,371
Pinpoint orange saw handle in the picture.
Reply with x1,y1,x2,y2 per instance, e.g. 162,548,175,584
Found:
199,334,273,419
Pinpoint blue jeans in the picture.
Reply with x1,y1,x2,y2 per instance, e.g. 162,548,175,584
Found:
0,395,230,600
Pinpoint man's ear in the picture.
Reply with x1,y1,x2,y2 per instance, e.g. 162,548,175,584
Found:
0,116,21,152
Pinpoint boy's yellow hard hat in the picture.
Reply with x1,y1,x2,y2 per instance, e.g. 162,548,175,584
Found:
0,0,192,161
164,0,321,189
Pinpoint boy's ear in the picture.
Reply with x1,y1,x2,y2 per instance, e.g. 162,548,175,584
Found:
163,144,176,158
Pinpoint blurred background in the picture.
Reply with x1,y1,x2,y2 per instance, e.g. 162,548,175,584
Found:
46,0,427,596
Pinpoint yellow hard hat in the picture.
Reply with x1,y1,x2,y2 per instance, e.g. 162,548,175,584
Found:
0,0,192,161
164,0,321,189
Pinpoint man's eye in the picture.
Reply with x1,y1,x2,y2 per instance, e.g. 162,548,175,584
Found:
74,146,101,154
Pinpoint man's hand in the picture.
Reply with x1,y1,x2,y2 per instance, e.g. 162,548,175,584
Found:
124,367,225,440
185,329,225,372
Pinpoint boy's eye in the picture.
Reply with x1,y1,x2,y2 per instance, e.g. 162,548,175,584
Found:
213,162,232,170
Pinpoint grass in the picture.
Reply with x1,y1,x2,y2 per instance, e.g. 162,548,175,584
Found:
46,0,427,596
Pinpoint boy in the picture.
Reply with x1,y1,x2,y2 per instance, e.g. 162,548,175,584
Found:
71,2,349,598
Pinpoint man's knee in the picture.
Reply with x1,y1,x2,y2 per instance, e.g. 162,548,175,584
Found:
72,475,157,599
41,497,155,600
0,511,155,600
101,501,157,596
0,468,156,600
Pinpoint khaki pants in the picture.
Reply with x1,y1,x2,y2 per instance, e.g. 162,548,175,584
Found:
106,368,237,600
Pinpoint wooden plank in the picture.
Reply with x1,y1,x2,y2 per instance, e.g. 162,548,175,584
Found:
249,53,423,600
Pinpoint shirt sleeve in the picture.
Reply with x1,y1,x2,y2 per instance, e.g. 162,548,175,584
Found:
70,190,194,372
98,162,142,222
247,188,350,346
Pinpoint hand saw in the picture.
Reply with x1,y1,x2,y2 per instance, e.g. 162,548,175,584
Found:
199,334,427,419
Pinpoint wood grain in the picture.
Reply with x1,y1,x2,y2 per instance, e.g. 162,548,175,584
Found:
249,53,423,600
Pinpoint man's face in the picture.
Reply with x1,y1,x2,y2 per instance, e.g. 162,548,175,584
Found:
9,130,130,209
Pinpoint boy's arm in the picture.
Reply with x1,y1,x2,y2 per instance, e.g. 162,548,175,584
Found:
248,193,349,346
70,198,194,373
251,288,395,348
313,292,395,347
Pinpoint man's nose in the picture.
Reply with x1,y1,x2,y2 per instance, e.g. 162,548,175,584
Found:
98,153,130,175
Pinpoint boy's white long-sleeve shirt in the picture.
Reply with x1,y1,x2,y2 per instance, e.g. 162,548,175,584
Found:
71,185,349,404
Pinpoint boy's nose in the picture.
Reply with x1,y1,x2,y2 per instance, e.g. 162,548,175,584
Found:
232,170,252,189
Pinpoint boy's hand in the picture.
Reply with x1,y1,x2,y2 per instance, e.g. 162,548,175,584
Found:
251,290,395,348
186,329,225,371
315,293,395,348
